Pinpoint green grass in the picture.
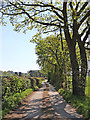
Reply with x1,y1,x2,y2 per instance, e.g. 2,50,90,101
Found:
58,88,90,118
85,76,90,97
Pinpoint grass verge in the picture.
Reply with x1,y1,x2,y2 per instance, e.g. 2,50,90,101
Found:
58,88,90,118
2,88,33,118
2,77,44,118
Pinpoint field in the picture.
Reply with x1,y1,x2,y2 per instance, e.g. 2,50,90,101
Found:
85,76,90,97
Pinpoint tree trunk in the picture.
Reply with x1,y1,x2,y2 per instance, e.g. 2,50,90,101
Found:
68,44,80,95
78,41,87,96
63,3,84,95
67,39,87,96
63,28,80,95
59,25,67,89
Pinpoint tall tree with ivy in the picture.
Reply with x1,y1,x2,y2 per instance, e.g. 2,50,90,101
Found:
0,0,89,96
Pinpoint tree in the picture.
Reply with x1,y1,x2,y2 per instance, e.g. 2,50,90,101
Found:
0,1,89,96
34,35,71,89
37,35,63,88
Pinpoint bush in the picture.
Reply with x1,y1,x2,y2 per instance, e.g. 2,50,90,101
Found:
2,76,31,99
2,76,44,118
2,88,33,118
29,77,43,90
35,77,43,88
58,88,90,118
29,78,36,89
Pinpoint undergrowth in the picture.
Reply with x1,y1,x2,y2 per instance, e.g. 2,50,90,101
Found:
2,77,44,118
2,88,33,118
58,88,90,118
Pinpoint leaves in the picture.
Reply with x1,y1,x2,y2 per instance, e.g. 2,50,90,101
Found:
0,1,89,96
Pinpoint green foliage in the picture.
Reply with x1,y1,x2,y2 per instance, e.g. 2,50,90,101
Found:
85,76,90,97
2,76,31,99
0,1,89,96
63,76,90,97
1,1,89,38
2,88,33,118
28,70,46,77
32,35,71,89
2,75,44,118
29,77,43,90
58,88,90,118
29,78,37,90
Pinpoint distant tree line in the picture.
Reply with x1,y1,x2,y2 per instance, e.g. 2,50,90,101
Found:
1,70,47,78
28,70,47,77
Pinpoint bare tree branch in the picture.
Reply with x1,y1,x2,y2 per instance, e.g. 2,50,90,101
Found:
77,2,88,16
69,2,73,11
53,9,64,21
80,26,88,37
1,11,25,16
50,19,64,24
25,11,59,27
31,8,51,17
78,10,90,28
63,2,71,41
43,28,58,33
83,28,90,43
75,2,80,11
19,1,63,13
6,1,60,27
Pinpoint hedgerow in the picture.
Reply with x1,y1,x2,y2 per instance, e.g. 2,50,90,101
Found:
2,88,33,117
2,76,44,118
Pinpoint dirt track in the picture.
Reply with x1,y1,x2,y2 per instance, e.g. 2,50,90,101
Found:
3,80,83,120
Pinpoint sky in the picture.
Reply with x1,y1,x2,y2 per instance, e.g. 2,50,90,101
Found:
0,21,40,73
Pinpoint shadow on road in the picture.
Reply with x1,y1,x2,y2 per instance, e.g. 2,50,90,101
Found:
2,83,84,120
